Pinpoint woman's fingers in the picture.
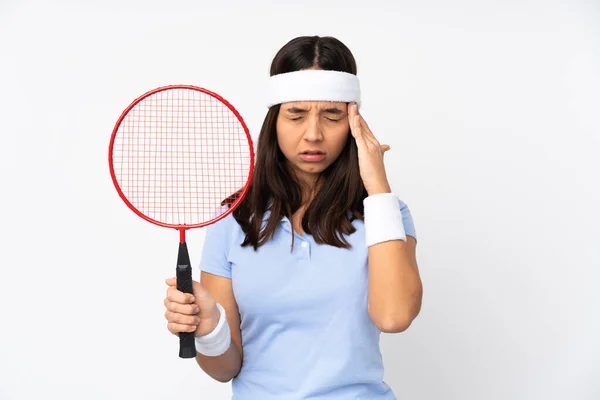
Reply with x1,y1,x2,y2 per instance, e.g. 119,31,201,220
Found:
165,309,200,326
166,285,195,305
164,277,219,337
167,321,198,335
349,103,381,149
165,277,176,286
164,297,199,315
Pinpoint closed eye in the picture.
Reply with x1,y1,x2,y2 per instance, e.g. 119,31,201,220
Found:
287,115,342,121
290,117,340,122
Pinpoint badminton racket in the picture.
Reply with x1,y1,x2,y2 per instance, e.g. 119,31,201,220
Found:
108,85,254,358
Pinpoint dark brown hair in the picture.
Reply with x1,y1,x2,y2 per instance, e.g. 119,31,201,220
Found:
226,36,367,250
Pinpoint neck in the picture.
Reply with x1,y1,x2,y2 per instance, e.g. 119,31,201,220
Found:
298,174,322,205
287,163,321,205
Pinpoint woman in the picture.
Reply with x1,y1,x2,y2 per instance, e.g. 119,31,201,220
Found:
163,35,422,399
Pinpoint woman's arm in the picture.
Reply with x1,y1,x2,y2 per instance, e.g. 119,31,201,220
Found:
367,235,422,333
195,271,243,382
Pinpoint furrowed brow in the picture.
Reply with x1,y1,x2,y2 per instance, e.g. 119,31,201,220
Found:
285,106,344,114
286,107,307,114
321,108,344,115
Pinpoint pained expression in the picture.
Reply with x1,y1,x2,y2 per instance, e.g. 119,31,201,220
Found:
276,101,350,179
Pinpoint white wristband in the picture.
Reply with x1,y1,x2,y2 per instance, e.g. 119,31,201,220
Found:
363,193,406,247
194,303,231,357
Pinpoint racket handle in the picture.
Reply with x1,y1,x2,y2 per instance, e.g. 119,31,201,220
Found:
176,242,197,359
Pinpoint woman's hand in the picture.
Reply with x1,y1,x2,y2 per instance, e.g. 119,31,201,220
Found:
348,102,392,196
164,277,221,337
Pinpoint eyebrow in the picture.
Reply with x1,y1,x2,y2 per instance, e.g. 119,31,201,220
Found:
286,107,344,115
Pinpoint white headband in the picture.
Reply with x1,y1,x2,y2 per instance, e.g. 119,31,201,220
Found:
265,69,361,108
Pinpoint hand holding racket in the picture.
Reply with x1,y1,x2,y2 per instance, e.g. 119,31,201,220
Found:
164,277,221,338
108,85,254,358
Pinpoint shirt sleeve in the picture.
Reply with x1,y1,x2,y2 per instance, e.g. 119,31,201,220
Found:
198,211,235,279
399,199,417,241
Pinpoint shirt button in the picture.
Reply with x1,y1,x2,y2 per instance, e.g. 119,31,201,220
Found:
301,241,308,248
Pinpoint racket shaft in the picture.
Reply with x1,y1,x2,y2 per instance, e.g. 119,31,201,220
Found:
177,242,196,358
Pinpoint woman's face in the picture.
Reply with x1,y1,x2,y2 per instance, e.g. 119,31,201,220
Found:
276,101,350,183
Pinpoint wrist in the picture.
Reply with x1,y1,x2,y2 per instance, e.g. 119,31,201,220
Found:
366,182,391,196
196,304,221,337
207,305,221,333
363,192,406,246
194,303,231,357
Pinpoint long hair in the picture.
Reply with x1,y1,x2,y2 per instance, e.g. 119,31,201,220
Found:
226,36,367,250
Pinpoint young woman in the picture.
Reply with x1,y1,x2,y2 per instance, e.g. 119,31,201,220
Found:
163,35,422,399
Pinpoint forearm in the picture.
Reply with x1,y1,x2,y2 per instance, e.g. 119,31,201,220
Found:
368,239,422,332
193,303,243,383
196,340,242,382
362,185,422,332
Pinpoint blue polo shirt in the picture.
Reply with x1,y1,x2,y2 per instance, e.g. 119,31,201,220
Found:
199,199,416,400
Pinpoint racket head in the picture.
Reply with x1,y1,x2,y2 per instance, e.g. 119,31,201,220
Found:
108,85,254,230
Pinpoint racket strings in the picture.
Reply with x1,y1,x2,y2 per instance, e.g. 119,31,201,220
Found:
111,88,252,226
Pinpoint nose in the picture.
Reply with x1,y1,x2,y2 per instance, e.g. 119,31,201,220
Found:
303,115,324,142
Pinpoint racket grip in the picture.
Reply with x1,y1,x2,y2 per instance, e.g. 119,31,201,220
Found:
176,242,197,359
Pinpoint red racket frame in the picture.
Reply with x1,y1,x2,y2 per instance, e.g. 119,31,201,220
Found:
108,84,255,242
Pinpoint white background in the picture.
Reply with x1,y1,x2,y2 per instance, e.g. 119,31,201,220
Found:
1,0,599,399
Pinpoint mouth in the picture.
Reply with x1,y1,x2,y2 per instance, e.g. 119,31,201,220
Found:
299,150,326,162
301,150,325,155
